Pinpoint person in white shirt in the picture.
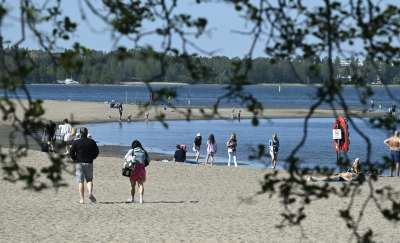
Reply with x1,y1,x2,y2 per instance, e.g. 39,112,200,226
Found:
59,118,72,154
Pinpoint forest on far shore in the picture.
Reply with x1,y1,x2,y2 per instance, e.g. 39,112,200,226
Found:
7,48,400,85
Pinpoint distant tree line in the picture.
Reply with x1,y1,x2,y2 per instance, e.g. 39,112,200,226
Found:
7,48,400,84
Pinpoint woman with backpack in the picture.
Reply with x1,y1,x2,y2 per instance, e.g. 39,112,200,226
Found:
226,133,238,167
124,140,149,203
205,134,217,166
269,133,280,169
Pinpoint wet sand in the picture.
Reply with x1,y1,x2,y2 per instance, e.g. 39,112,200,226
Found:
3,99,377,125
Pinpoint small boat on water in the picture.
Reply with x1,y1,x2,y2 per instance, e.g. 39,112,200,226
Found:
56,78,79,85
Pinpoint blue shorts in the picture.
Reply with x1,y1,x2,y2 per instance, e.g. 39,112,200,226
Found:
75,163,93,183
390,150,400,164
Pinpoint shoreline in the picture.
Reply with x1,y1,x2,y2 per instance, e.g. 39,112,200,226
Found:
2,99,385,125
27,82,400,87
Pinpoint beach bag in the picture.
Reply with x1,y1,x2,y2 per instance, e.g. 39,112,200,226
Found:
121,166,132,177
122,162,136,177
121,162,136,177
41,142,49,153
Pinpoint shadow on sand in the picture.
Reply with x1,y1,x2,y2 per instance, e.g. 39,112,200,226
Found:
98,200,199,205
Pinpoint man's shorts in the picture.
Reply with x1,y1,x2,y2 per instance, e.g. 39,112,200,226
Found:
75,163,93,183
391,150,400,163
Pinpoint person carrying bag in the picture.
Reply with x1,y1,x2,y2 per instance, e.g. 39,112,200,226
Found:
123,140,149,203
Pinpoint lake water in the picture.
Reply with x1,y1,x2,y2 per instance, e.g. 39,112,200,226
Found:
5,84,400,110
84,118,394,172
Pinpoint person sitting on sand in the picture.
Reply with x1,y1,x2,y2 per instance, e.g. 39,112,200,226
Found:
124,140,149,203
226,133,238,167
384,130,400,176
307,158,362,182
205,134,217,166
69,127,99,204
193,133,202,164
174,144,186,162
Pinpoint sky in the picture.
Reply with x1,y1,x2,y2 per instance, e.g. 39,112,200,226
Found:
3,0,269,58
2,0,391,58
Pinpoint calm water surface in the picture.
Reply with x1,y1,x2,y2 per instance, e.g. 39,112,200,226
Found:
85,118,394,172
5,84,400,110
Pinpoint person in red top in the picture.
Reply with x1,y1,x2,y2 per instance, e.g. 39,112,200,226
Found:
124,140,149,203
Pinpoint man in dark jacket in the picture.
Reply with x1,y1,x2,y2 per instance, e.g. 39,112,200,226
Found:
174,144,186,162
70,127,99,204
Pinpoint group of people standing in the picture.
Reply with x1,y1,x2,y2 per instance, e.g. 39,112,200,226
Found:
180,132,236,166
173,132,280,168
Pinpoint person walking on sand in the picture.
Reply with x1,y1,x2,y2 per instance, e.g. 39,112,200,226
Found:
269,133,280,169
226,133,238,167
59,118,72,154
193,133,202,164
65,127,78,154
205,134,217,166
384,131,400,176
124,140,149,203
45,120,56,151
69,127,99,204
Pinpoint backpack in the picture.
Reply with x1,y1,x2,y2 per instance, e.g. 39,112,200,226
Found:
132,148,145,163
144,151,150,167
132,148,150,167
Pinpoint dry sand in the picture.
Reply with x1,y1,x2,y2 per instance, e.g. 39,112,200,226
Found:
1,100,399,242
0,151,399,242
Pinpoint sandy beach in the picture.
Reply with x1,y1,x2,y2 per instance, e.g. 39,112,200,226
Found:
2,99,378,125
1,100,399,242
0,150,399,242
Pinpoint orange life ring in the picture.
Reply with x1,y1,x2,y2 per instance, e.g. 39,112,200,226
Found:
332,115,350,152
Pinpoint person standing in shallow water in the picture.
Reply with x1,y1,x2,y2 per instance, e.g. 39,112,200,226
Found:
268,133,280,169
226,133,238,167
205,134,217,166
384,131,400,176
118,103,123,121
